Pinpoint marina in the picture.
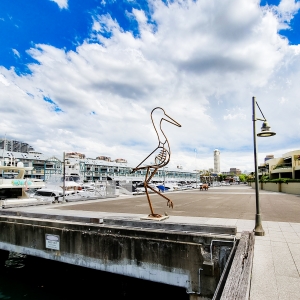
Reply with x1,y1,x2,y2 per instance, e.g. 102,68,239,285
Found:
0,151,210,209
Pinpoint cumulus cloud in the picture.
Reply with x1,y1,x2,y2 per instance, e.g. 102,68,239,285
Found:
50,0,68,10
276,0,300,26
1,0,300,172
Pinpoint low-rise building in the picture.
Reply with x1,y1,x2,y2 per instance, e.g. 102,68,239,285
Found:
0,150,199,182
115,158,127,163
96,156,111,162
259,150,300,179
229,168,241,175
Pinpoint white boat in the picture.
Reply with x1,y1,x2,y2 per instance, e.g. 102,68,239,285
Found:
155,181,181,192
190,182,203,189
221,181,230,186
0,163,45,208
33,174,117,202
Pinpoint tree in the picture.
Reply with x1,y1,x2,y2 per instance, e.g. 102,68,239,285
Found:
218,174,227,182
239,174,247,182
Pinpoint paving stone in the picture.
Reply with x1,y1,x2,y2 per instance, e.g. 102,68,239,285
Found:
273,260,299,277
250,290,279,300
278,291,300,300
271,241,291,248
276,275,300,293
255,239,271,246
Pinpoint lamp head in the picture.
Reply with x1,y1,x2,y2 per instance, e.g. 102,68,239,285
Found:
257,121,276,137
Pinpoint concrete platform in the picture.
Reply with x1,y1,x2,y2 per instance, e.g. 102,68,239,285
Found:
1,185,299,298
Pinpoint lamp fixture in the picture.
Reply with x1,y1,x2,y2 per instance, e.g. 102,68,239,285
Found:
257,121,276,137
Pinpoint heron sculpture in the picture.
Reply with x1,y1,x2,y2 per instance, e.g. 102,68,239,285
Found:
131,107,181,218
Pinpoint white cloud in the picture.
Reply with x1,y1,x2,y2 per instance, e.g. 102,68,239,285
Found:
1,0,300,172
277,0,300,23
223,113,247,121
279,96,288,104
50,0,68,10
263,0,300,29
12,49,20,58
0,74,9,86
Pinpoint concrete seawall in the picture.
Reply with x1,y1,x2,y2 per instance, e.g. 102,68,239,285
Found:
0,212,236,299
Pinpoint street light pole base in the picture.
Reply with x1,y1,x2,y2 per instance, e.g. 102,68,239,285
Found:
254,214,265,236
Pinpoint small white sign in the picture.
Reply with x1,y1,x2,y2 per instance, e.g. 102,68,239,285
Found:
45,234,60,250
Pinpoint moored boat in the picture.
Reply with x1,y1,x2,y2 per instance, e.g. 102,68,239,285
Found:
0,163,45,208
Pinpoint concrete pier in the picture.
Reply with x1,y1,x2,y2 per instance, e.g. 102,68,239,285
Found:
0,209,235,299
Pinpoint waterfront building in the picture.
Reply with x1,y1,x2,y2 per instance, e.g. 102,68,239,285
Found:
259,150,300,180
65,156,198,182
213,149,220,173
0,150,54,179
0,150,198,183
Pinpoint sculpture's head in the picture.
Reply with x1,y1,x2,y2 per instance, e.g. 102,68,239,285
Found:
151,107,181,128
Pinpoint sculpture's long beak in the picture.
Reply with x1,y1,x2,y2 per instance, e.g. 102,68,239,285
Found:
163,113,181,127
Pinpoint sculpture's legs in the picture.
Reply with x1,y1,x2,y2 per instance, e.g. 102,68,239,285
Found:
144,167,173,217
146,185,173,208
144,167,162,218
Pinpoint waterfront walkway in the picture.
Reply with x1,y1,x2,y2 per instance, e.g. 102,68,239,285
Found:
3,185,300,299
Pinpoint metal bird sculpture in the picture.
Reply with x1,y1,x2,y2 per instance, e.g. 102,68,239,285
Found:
131,107,181,218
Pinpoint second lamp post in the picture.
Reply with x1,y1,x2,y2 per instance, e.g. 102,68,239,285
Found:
252,96,276,236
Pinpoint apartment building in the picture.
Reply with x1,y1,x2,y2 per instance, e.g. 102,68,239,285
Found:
0,138,34,153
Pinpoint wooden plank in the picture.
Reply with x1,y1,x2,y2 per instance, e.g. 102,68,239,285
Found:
235,232,255,299
220,231,255,300
212,239,238,300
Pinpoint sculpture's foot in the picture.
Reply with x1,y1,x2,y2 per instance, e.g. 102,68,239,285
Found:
141,214,169,221
148,213,163,218
167,199,174,209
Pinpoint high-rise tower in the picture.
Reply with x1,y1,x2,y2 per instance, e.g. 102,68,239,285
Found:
214,149,220,173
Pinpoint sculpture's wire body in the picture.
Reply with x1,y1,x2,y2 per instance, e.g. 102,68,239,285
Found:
131,107,181,218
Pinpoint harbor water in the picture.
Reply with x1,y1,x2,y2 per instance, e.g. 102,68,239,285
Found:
0,250,188,300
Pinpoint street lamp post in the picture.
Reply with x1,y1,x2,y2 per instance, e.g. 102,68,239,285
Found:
252,96,276,236
163,166,168,193
63,152,66,203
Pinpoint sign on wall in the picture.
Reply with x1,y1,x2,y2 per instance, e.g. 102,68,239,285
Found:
45,234,60,250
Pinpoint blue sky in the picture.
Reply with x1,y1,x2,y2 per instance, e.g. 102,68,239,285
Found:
0,0,150,74
1,0,300,172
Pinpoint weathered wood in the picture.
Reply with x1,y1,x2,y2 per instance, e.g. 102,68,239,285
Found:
212,239,238,300
220,231,255,300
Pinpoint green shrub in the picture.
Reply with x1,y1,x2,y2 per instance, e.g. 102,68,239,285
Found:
262,178,300,183
247,178,300,183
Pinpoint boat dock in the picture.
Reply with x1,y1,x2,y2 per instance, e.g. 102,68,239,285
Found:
0,185,299,299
